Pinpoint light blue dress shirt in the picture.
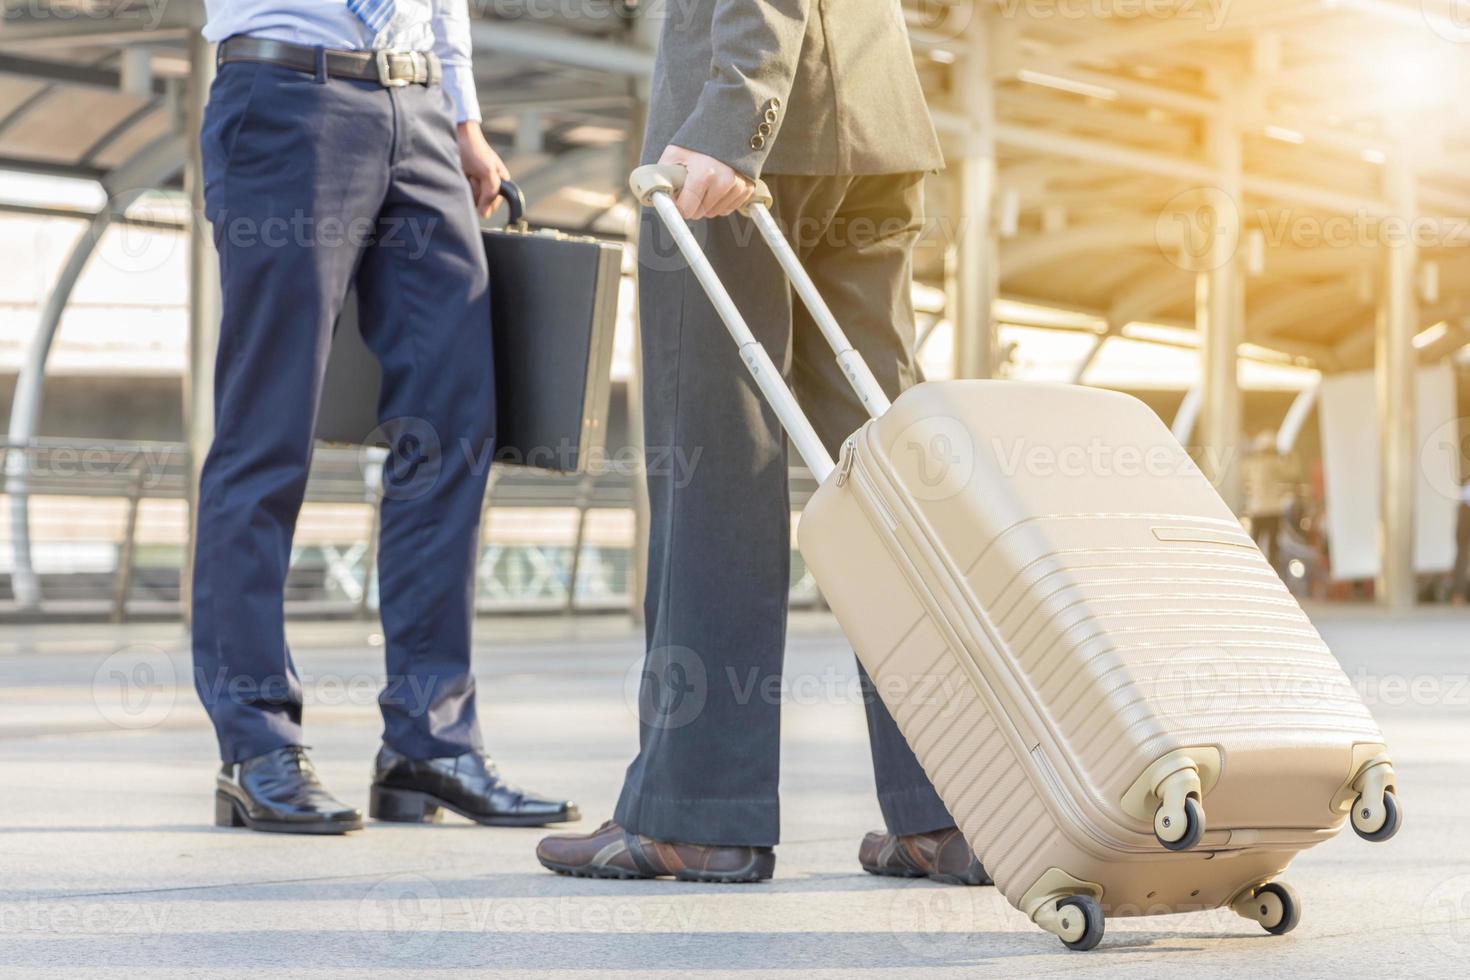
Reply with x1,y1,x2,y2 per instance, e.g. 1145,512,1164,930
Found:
202,0,481,123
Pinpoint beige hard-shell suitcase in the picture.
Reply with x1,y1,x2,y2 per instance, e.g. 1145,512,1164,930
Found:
630,165,1401,951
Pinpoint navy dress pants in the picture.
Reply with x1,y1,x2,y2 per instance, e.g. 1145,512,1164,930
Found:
192,61,493,763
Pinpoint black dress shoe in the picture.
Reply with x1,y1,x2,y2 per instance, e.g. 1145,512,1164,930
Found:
215,746,364,835
370,744,580,827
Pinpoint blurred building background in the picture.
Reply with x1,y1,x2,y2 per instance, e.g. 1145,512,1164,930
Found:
2,0,1469,621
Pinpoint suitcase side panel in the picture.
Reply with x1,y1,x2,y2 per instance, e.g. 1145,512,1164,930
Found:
863,382,1382,834
799,472,1062,906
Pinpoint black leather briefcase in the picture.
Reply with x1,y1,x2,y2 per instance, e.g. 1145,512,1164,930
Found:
315,181,622,474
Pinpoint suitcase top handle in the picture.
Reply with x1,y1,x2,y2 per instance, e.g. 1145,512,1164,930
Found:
629,165,893,466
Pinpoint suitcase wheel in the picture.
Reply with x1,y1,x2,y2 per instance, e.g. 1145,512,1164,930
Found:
1155,795,1205,851
1232,880,1301,936
1050,895,1105,952
1351,788,1401,842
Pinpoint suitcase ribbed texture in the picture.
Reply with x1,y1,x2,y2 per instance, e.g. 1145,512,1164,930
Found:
972,513,1380,805
800,381,1388,914
881,635,1059,896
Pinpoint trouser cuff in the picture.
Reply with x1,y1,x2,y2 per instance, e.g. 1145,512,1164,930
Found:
216,719,303,765
615,787,779,848
876,781,955,837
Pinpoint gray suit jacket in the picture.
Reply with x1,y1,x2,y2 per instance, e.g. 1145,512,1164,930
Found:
642,0,944,178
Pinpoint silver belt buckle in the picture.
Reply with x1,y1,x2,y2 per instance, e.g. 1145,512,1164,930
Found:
375,49,411,88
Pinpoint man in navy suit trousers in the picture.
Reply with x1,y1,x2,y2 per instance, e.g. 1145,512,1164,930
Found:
193,0,576,834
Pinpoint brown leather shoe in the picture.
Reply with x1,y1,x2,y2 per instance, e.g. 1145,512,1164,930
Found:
537,820,775,883
859,826,991,886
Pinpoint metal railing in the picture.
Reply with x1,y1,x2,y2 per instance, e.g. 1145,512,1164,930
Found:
0,438,821,621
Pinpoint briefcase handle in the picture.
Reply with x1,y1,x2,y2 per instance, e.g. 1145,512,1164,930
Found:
498,178,528,229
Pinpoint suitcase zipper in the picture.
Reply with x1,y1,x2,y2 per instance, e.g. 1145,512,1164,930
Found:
835,433,858,487
844,438,1157,858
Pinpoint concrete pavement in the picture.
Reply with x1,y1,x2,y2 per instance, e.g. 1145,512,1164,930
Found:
0,606,1467,978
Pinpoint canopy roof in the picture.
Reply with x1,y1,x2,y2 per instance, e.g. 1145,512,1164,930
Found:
2,0,1468,370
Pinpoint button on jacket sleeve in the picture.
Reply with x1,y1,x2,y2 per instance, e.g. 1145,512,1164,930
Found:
433,0,479,123
669,0,810,179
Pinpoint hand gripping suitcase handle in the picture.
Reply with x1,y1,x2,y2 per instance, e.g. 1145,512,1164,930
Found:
631,165,836,481
631,165,891,421
630,164,774,212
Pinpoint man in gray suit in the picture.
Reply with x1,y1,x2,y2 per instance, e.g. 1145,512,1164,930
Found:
537,0,987,884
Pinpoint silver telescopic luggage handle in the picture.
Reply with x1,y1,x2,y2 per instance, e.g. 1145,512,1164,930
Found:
631,164,836,481
743,204,892,419
630,165,892,421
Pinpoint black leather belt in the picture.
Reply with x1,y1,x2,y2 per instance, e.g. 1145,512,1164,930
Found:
217,36,440,87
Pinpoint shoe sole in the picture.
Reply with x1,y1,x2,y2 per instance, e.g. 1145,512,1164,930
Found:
214,792,363,835
369,784,580,828
538,857,774,884
861,864,992,887
861,864,926,879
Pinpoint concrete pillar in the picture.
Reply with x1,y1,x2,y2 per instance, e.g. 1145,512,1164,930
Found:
181,34,220,622
515,110,543,156
951,8,998,379
624,4,663,623
1377,140,1418,609
120,46,152,97
1196,115,1244,512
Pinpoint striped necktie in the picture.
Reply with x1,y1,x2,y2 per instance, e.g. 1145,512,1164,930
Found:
346,0,396,34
